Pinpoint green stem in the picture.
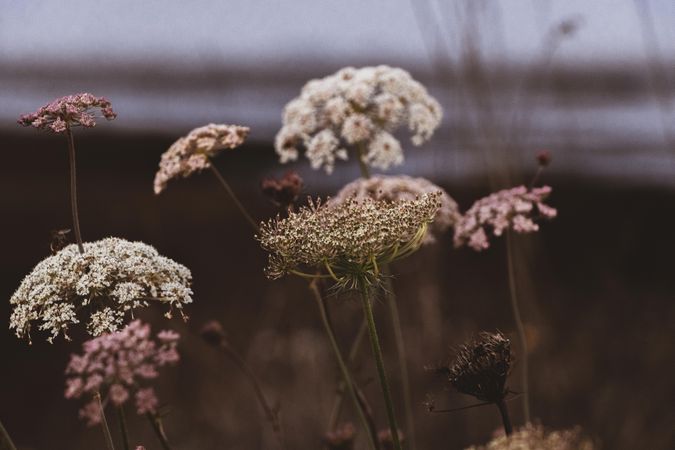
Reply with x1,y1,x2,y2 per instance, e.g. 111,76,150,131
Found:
95,392,116,450
310,281,378,450
506,231,531,423
146,413,173,450
382,269,416,450
116,406,130,450
208,160,259,232
0,418,17,450
356,142,371,179
65,125,84,254
358,278,403,450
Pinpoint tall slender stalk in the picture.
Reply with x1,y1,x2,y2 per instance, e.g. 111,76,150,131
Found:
216,339,287,450
0,418,17,450
355,142,372,179
95,392,116,450
496,399,513,436
358,279,402,450
310,281,379,450
116,406,130,450
208,160,259,231
146,413,173,450
382,271,416,450
505,231,530,423
65,126,84,254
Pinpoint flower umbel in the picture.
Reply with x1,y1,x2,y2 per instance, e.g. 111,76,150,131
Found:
261,171,304,210
330,175,460,244
465,423,596,450
275,65,442,173
454,186,557,251
154,123,250,194
18,93,116,133
64,320,180,426
325,423,356,450
257,192,441,288
10,237,193,342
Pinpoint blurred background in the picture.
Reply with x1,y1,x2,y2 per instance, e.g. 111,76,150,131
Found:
1,0,674,449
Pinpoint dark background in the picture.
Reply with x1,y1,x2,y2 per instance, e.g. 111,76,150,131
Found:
2,1,675,449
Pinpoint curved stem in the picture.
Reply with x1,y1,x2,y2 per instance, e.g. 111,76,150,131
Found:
382,269,416,450
356,143,371,179
310,281,378,450
208,161,259,232
506,231,530,423
146,413,173,450
496,399,513,436
0,418,17,450
95,392,115,450
116,406,130,450
65,126,84,253
358,279,402,450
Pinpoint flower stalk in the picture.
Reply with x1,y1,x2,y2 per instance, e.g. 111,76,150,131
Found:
208,161,259,232
95,391,116,450
65,125,84,253
146,413,173,450
0,418,17,450
116,406,130,450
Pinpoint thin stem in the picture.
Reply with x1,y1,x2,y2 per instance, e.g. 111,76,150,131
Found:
496,399,513,436
326,318,367,432
382,270,417,450
356,142,371,179
358,279,402,450
146,413,173,450
310,281,378,450
0,418,17,450
219,342,286,450
208,161,259,232
95,392,116,450
506,231,530,423
65,126,84,253
116,406,130,450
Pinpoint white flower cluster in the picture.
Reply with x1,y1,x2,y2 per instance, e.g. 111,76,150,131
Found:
10,237,193,342
275,66,443,173
465,424,595,450
258,193,441,286
330,175,460,244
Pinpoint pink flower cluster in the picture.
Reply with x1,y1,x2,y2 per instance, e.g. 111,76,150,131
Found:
64,320,180,426
454,186,557,251
18,93,116,133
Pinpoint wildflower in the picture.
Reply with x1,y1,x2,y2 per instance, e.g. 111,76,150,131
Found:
9,237,193,342
153,123,249,194
536,150,552,167
330,175,460,244
275,65,442,173
454,186,557,251
261,171,304,210
325,422,357,450
442,331,512,404
257,192,441,288
378,429,406,450
465,423,596,450
64,320,180,426
18,93,116,133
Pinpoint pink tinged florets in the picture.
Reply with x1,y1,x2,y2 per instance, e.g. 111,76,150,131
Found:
154,123,250,194
17,93,116,134
275,65,443,173
454,185,557,251
64,320,180,425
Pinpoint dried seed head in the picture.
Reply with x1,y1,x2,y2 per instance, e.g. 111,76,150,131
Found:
536,150,552,167
330,175,460,244
466,423,596,450
257,192,441,288
154,123,249,194
18,93,116,133
275,65,442,173
324,422,356,450
446,331,512,403
261,171,304,209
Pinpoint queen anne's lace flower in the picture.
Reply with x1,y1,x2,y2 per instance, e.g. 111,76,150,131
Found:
454,186,557,251
258,192,441,288
154,123,249,194
330,175,459,244
10,237,193,342
64,320,180,426
275,66,442,173
18,93,116,133
465,424,596,450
